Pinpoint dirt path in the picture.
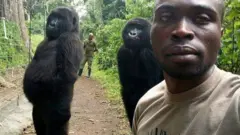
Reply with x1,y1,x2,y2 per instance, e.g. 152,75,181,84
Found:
22,76,131,135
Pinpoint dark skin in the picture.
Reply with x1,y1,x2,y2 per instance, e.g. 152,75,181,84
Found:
88,35,94,40
151,0,224,94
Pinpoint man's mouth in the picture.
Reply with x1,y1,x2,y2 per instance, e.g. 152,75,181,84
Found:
164,45,200,64
166,45,198,56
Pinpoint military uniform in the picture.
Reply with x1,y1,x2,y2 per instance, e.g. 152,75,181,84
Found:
78,39,97,77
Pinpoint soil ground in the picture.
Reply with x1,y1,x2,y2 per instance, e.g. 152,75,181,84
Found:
21,76,132,135
0,68,25,113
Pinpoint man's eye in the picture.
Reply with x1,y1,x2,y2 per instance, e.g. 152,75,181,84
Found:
159,12,172,22
195,14,211,24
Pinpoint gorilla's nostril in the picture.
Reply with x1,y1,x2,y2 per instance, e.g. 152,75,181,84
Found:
129,31,137,37
49,19,58,28
131,32,137,36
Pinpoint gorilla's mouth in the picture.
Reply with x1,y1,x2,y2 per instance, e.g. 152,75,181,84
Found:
46,28,60,38
129,36,140,40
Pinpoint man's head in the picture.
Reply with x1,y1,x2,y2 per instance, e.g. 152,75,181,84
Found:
89,33,94,40
151,0,224,79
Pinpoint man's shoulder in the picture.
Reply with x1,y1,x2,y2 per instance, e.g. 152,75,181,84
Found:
217,67,240,83
216,66,240,97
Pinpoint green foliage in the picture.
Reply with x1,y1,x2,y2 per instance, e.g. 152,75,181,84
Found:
95,18,126,70
31,34,44,53
25,0,72,17
27,13,45,35
217,0,240,73
0,21,28,73
102,0,126,22
125,0,154,20
92,60,121,102
26,0,73,37
47,1,71,12
80,18,100,39
79,0,104,39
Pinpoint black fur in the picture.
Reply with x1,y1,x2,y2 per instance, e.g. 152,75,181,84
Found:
117,18,164,127
23,7,83,135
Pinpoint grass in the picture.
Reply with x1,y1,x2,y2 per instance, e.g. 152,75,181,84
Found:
90,60,132,135
30,34,44,52
91,60,122,102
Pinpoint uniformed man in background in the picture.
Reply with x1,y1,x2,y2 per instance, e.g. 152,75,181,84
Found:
78,33,98,78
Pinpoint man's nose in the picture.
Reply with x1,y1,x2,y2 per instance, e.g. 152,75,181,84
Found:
171,19,194,41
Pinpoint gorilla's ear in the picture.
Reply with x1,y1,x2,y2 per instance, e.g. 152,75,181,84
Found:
73,17,76,25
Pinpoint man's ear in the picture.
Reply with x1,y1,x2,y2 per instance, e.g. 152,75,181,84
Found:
221,27,224,36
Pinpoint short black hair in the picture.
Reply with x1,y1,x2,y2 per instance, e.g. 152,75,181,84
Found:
154,0,225,23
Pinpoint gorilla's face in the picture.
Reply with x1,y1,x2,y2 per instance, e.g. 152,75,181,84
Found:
122,18,151,49
46,7,79,40
126,25,142,40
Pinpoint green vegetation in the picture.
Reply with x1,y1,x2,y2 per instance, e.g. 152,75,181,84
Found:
92,60,121,102
30,34,44,53
0,20,28,73
218,0,240,73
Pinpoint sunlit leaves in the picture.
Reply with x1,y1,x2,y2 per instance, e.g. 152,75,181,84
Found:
125,0,154,20
95,19,126,70
218,0,240,73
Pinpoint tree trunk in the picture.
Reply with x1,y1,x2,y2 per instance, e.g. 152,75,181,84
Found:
0,0,4,17
0,0,29,46
10,0,19,24
17,0,29,47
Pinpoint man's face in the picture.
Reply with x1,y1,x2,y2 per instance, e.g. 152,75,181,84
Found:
89,35,94,40
151,0,223,79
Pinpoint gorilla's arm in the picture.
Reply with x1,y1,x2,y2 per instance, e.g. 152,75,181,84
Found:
25,39,57,83
140,49,163,86
56,32,83,84
117,46,133,86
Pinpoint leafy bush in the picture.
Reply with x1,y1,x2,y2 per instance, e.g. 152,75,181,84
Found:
26,13,45,35
125,0,154,20
0,21,28,73
217,1,240,73
96,18,126,70
92,60,121,101
31,34,44,53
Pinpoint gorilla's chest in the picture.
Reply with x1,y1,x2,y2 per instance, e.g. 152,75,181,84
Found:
37,40,58,60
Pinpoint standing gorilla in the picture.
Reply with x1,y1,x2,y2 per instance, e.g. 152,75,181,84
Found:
117,18,164,127
23,7,83,135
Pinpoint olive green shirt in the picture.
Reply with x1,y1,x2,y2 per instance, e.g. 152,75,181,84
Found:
84,39,97,57
132,66,240,135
